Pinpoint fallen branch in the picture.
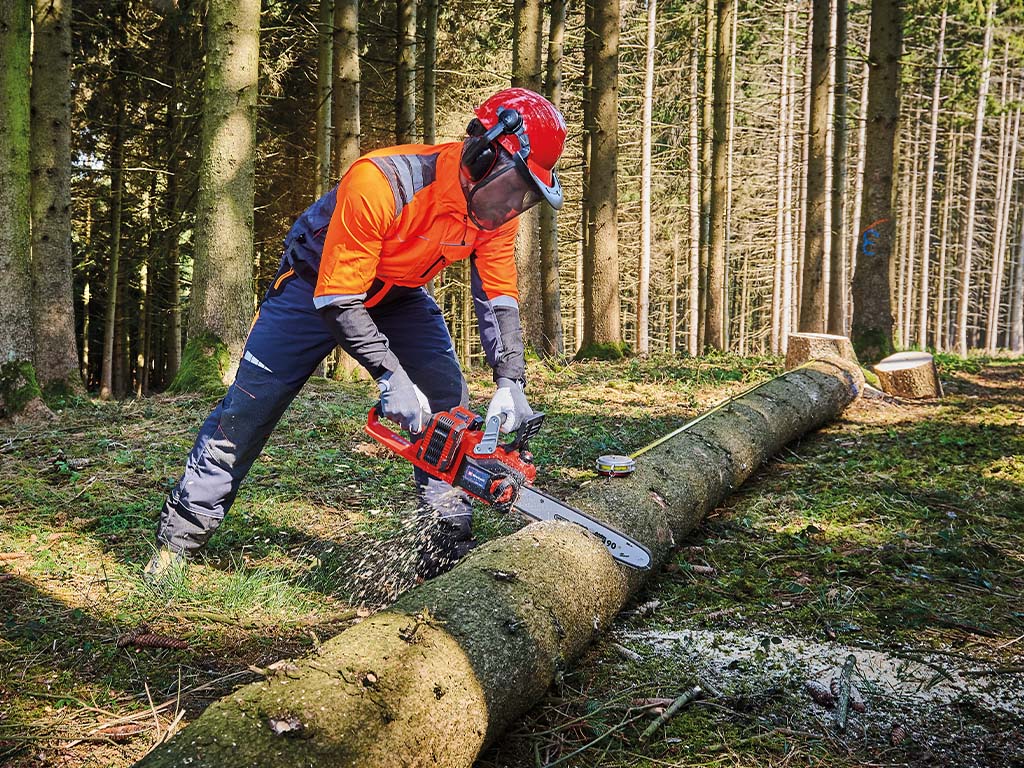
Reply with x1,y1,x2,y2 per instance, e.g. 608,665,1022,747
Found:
833,654,857,733
638,686,703,742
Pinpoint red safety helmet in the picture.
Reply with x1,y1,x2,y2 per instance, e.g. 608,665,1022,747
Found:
463,88,566,213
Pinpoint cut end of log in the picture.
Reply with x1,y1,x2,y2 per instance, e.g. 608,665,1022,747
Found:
785,334,864,400
873,352,943,400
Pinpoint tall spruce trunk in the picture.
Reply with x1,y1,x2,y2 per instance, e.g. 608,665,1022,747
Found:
698,0,715,351
512,0,544,352
636,0,656,355
773,5,792,355
172,0,260,391
539,0,565,357
395,0,416,144
986,88,1020,351
918,5,946,349
580,0,621,355
0,0,43,417
1011,200,1024,353
828,0,849,336
688,44,701,356
850,0,901,363
316,0,333,197
934,127,958,352
800,0,831,333
99,34,126,401
29,0,81,397
705,0,733,351
332,0,360,178
955,0,995,357
162,8,186,383
421,0,438,144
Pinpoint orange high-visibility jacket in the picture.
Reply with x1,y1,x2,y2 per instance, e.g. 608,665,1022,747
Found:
314,142,520,309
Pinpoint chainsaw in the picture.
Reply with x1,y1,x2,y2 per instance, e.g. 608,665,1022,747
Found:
366,405,652,570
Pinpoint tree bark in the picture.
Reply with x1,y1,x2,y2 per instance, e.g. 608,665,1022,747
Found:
1010,200,1024,353
162,7,186,384
539,0,565,358
986,85,1019,351
917,4,946,349
705,0,734,351
773,5,793,356
395,0,416,144
421,0,438,144
800,0,831,333
0,0,44,417
580,0,622,356
688,43,701,356
512,0,544,353
134,362,861,768
698,0,715,351
828,0,849,337
637,0,656,356
955,0,995,357
850,0,901,364
29,0,81,397
171,0,260,391
934,126,959,352
315,0,333,197
332,0,360,178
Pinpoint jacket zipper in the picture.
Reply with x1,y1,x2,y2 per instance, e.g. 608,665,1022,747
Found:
420,254,447,277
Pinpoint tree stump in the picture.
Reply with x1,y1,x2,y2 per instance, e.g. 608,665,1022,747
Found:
873,352,943,399
785,333,859,370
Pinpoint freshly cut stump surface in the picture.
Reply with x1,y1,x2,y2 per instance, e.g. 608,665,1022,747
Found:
874,351,942,399
134,362,860,768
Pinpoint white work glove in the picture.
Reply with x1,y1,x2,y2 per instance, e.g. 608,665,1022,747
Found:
377,367,431,433
486,377,532,433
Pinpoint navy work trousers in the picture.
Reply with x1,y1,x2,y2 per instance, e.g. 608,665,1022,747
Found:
156,261,469,554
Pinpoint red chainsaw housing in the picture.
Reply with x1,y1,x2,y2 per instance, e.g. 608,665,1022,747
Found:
365,406,541,508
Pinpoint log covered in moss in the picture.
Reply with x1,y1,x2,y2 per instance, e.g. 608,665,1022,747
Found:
135,361,860,768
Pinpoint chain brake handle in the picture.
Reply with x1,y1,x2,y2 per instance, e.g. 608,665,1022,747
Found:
507,412,545,453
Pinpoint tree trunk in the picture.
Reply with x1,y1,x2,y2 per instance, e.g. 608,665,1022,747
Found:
828,0,849,336
850,0,901,364
579,0,621,357
1010,200,1024,353
636,0,656,356
134,361,860,768
316,0,333,197
773,5,792,356
539,0,565,358
0,0,44,418
705,0,733,351
171,0,260,392
847,60,869,314
986,85,1019,352
934,126,958,352
162,8,185,384
800,0,831,333
29,0,81,398
512,0,544,353
917,4,946,349
332,0,360,178
395,0,416,144
688,43,700,356
698,0,715,351
99,31,126,401
955,0,995,357
421,0,438,144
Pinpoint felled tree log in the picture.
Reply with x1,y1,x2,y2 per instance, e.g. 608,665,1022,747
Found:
874,351,943,399
135,361,860,768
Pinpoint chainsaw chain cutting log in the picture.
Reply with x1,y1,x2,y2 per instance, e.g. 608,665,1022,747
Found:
135,361,860,768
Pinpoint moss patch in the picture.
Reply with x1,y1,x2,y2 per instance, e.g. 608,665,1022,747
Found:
167,332,231,395
575,341,630,361
0,359,42,418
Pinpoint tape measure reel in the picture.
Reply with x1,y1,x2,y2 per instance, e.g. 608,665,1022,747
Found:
595,454,636,477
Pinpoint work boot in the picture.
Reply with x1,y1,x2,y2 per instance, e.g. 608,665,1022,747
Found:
142,546,187,586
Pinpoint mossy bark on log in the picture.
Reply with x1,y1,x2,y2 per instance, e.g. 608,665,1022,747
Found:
135,362,859,768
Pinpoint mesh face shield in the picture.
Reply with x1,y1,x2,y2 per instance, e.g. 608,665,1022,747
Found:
460,146,543,231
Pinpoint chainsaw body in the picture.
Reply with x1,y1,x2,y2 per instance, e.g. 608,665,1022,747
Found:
365,405,653,570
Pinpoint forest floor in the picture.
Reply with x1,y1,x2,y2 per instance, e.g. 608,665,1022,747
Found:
1,354,1022,768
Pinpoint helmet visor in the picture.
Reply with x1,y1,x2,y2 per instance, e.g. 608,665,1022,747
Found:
462,150,543,230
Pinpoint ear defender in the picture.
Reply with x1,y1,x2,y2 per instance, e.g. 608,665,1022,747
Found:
461,118,498,182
